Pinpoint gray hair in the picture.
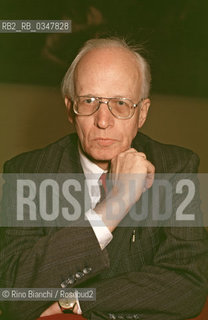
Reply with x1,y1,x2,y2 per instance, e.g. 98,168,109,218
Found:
61,37,151,100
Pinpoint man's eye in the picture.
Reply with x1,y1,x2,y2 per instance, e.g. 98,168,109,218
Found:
83,98,95,104
85,99,93,104
117,100,125,106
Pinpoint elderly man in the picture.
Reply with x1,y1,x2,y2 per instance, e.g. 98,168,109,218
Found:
0,38,208,320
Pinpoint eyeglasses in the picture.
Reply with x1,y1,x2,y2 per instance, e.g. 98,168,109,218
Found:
73,96,144,119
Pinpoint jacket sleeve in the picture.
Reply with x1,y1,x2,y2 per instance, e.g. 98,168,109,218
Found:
0,159,110,320
79,152,208,320
80,227,208,320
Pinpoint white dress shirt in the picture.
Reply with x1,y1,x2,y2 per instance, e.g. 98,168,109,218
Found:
79,145,113,250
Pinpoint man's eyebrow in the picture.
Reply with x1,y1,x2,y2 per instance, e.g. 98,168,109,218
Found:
112,95,132,99
79,94,133,99
78,94,96,97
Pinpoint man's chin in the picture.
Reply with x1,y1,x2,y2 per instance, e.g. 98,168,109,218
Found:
81,145,122,166
90,154,111,164
86,152,113,169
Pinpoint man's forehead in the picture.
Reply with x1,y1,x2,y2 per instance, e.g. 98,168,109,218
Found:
76,46,139,73
73,47,142,100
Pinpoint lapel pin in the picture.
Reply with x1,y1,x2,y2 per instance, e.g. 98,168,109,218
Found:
132,229,136,242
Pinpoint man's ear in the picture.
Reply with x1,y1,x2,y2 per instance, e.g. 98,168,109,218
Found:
64,97,74,124
138,98,150,129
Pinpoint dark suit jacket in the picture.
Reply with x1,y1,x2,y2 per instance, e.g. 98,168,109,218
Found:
0,132,208,320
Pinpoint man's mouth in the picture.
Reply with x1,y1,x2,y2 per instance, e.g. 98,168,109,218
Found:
94,138,117,146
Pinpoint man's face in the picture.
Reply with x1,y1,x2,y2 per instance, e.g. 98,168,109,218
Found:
65,47,150,169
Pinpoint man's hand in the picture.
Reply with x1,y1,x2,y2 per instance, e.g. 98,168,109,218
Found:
110,148,154,194
40,302,62,317
40,302,81,317
95,148,155,232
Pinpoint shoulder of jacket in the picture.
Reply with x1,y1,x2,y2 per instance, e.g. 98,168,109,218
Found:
4,133,78,173
135,132,199,173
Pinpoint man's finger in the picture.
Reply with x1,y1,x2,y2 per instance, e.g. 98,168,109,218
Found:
145,162,155,189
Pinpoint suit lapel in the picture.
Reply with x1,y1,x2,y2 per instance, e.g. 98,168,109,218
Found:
57,134,83,174
132,132,165,173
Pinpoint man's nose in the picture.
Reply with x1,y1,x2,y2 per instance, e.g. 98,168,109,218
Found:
94,101,114,128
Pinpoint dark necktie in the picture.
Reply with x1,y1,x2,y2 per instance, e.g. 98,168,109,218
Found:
99,173,107,203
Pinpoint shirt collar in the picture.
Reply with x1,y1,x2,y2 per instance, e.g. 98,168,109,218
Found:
78,144,107,180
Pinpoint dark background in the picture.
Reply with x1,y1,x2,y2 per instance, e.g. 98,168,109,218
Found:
0,0,208,98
